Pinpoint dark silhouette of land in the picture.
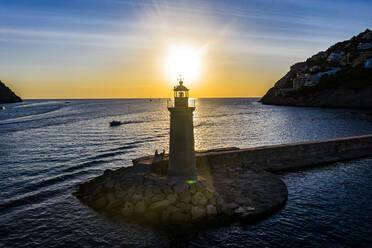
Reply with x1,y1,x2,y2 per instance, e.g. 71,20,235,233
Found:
261,29,372,109
0,80,22,103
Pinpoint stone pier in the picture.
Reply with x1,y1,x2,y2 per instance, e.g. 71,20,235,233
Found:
74,134,372,228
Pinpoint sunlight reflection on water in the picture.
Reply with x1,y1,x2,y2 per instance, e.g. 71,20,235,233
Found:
0,98,372,247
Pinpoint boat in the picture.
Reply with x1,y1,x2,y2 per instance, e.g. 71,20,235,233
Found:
110,120,122,127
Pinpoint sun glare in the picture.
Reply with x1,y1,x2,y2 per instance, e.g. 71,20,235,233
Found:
165,46,202,83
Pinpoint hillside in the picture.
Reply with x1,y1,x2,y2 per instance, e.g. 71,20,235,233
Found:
261,29,372,109
0,80,22,104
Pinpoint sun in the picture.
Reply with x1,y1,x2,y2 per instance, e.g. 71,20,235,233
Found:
165,46,202,83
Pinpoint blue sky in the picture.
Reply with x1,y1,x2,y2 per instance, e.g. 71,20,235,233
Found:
0,0,371,98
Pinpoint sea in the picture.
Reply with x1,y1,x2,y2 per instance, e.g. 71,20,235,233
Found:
0,98,371,247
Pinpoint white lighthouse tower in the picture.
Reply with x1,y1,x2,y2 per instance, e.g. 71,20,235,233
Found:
167,78,197,183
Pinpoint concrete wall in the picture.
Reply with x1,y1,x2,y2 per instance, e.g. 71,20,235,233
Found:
143,134,372,174
202,134,372,172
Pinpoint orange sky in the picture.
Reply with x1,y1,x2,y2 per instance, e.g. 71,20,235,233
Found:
1,0,370,99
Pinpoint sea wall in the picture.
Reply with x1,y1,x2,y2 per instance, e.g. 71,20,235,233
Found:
144,134,372,174
75,134,371,229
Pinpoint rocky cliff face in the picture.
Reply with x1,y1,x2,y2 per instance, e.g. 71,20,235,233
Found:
261,29,372,109
0,80,22,103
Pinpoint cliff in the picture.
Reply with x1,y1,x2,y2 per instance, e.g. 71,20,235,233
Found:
261,29,372,109
0,80,22,103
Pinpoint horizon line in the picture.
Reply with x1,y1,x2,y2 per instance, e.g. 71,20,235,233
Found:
21,96,263,100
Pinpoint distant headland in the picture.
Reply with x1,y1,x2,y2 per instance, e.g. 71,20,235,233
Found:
261,29,372,109
0,80,22,104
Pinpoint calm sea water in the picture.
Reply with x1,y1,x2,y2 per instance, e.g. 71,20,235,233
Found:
0,98,371,247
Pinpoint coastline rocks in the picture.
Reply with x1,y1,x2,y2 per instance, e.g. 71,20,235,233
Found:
75,169,221,227
261,86,372,109
74,160,288,229
0,80,22,104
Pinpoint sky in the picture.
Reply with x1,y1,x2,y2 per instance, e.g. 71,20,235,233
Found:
0,0,371,99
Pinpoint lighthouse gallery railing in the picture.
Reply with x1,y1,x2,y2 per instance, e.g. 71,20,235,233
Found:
167,98,195,108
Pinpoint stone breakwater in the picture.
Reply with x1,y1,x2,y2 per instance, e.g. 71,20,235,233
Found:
145,135,372,174
74,162,287,228
75,135,371,228
75,168,221,226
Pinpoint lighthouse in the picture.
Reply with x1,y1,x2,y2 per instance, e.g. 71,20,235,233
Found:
167,78,197,183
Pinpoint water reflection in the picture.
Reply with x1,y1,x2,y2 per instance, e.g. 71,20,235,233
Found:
0,98,372,247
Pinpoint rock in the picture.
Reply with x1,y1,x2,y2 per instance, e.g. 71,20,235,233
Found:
144,187,153,197
132,193,143,202
104,179,115,189
189,183,197,194
134,201,147,215
234,207,245,215
191,206,206,220
106,193,116,203
173,183,188,194
121,202,134,217
92,185,103,196
103,169,113,175
114,183,121,193
216,195,225,212
0,80,22,103
161,205,178,223
236,197,252,205
160,185,173,195
125,186,136,199
105,193,120,211
178,189,191,203
201,188,214,202
115,189,127,199
290,62,307,71
221,202,239,215
93,196,107,209
175,202,192,212
105,199,122,212
166,194,178,204
160,206,190,224
206,204,217,216
151,187,166,202
172,212,190,223
151,192,166,202
352,51,372,67
149,199,171,211
191,191,208,206
144,211,160,223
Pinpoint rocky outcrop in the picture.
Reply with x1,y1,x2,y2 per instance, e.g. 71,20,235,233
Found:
74,151,288,229
261,29,372,109
0,80,22,104
261,85,372,108
75,170,221,227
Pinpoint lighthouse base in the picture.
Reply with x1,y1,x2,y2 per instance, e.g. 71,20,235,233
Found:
74,158,287,229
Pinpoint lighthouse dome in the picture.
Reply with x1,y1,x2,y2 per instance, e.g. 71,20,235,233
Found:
174,80,189,91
